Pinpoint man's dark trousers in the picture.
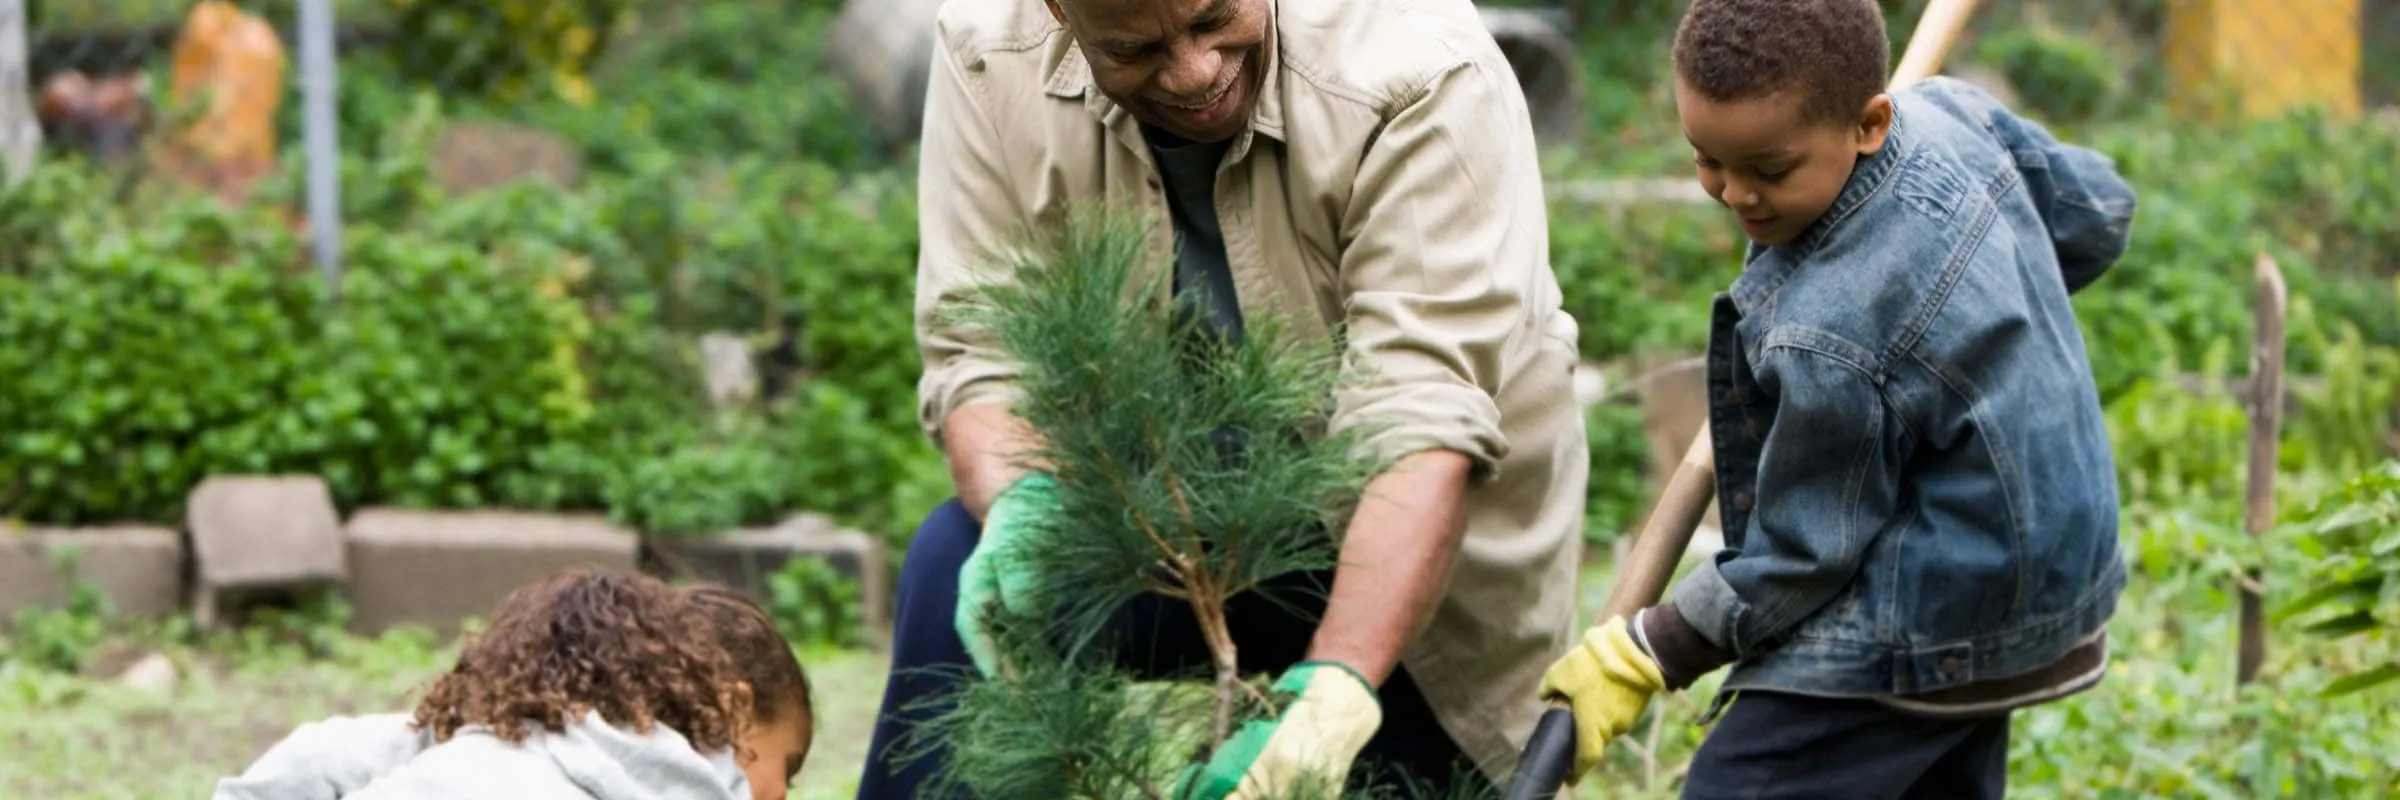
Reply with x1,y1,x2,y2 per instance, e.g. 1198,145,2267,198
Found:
856,498,1475,799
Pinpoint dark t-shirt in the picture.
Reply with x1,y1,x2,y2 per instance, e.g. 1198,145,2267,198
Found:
1145,126,1244,349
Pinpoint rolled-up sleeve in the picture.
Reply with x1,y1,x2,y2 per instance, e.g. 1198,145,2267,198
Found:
1672,346,1908,655
1330,60,1541,483
913,32,1028,445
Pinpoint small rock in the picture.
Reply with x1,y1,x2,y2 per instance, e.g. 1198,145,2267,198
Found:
116,652,178,693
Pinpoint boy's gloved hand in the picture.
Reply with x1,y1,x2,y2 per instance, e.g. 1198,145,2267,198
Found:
1175,661,1383,799
1537,614,1666,785
954,472,1061,677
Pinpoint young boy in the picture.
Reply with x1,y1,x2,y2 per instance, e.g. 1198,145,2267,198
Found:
1538,0,2138,797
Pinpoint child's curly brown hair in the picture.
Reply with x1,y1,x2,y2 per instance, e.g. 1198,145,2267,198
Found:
408,568,753,751
683,584,813,723
683,584,815,769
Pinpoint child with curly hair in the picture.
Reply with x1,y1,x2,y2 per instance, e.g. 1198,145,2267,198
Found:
213,568,815,800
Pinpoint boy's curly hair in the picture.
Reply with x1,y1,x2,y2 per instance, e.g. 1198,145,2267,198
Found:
1674,0,1890,123
409,568,752,751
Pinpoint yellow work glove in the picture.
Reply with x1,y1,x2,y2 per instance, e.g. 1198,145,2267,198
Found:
1536,614,1666,785
1175,661,1383,799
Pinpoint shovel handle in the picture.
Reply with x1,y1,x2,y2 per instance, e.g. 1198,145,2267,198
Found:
1502,424,1719,800
1499,705,1581,800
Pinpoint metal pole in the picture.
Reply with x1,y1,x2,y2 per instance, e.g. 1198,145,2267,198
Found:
299,0,342,300
0,0,38,188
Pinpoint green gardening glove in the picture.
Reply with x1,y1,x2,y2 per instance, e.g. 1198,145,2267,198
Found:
954,472,1061,678
1173,661,1383,799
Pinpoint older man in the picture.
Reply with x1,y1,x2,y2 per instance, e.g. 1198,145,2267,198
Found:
857,0,1587,794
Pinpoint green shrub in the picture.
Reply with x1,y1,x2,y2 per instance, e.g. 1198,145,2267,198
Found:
1582,400,1652,548
1547,201,1738,361
1974,27,2122,126
0,184,594,523
2277,460,2400,697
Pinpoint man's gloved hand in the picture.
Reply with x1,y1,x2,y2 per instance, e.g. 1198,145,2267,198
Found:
1537,613,1666,785
954,472,1061,677
1176,661,1383,800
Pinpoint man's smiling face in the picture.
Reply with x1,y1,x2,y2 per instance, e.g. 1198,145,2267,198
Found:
1046,0,1270,143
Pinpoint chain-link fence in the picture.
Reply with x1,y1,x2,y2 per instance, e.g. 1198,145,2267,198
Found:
11,0,2396,238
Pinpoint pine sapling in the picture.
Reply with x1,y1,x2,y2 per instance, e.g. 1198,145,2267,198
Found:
907,203,1404,796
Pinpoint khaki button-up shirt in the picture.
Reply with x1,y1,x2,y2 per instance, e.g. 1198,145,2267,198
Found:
911,0,1587,782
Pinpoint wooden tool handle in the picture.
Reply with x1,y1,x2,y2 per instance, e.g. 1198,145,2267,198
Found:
1890,0,1983,89
1597,421,1720,623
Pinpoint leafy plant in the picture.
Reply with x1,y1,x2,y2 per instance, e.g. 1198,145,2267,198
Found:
0,550,116,674
2275,461,2400,697
765,557,865,652
1974,27,2122,126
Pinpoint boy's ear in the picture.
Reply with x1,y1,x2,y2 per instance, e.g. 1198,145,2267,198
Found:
1853,93,1894,156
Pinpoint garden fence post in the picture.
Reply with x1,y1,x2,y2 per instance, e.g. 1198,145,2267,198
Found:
2238,251,2289,686
299,0,342,301
0,0,36,188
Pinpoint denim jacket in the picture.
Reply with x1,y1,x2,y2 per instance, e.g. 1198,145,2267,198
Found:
1666,77,2139,703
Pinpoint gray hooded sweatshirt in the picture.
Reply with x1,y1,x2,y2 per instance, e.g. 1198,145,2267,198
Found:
212,710,753,800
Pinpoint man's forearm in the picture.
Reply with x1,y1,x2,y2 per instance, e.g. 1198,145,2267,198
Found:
1306,450,1475,688
941,402,1043,522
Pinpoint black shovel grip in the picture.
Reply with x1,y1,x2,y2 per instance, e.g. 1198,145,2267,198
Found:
1500,705,1577,800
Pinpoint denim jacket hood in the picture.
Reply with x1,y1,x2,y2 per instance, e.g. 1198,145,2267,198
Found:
1667,76,2138,702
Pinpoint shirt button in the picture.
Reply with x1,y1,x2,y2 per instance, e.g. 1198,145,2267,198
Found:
1731,492,1753,512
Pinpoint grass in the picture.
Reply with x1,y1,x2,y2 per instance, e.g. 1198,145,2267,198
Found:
0,550,1756,800
3,526,2395,799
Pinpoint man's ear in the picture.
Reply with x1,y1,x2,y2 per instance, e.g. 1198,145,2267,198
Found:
1854,93,1894,156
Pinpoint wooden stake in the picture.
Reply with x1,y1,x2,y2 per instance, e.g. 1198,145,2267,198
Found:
2238,251,2288,686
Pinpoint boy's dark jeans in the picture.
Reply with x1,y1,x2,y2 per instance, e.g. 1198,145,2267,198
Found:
1681,690,2010,800
856,498,1474,800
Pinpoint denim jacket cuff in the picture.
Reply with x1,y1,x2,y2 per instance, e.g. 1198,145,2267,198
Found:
1636,603,1735,691
1671,557,1746,657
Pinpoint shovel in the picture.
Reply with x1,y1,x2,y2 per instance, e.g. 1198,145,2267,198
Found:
1498,4,1982,796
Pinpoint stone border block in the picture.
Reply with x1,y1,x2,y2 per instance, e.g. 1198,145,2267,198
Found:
345,508,639,639
0,526,186,624
645,512,891,650
185,475,348,589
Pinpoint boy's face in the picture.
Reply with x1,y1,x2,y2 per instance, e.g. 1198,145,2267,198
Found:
1675,78,1893,247
738,701,813,800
